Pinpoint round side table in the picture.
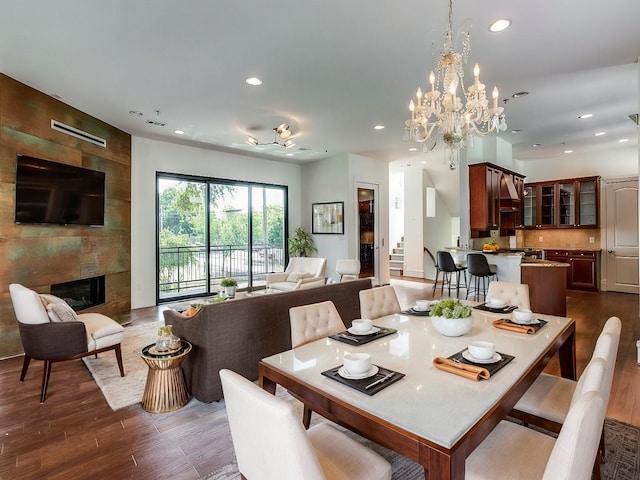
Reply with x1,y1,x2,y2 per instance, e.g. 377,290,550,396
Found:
140,340,192,413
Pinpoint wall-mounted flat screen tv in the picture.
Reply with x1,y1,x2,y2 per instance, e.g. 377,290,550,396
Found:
15,155,105,226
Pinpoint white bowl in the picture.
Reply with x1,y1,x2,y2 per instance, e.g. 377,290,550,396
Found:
415,300,430,311
343,352,372,375
351,319,373,333
468,341,496,360
513,308,533,323
488,298,506,308
431,315,473,337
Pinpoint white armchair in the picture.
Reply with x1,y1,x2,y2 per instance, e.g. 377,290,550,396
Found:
266,257,327,292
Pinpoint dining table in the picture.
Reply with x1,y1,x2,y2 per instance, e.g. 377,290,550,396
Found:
259,306,575,480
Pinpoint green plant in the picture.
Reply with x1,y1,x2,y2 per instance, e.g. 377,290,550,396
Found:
430,299,472,319
220,277,237,287
288,227,317,257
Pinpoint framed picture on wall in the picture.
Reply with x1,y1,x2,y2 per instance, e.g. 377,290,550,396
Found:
312,201,344,234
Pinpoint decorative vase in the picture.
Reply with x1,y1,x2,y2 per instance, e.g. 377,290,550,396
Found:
156,325,180,351
224,285,236,298
430,315,473,337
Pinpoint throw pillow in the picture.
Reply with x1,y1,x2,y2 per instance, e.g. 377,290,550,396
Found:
286,271,313,282
39,293,65,308
46,301,78,323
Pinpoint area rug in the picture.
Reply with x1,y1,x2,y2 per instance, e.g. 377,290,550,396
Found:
82,322,160,410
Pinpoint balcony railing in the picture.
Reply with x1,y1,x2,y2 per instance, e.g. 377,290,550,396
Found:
158,244,285,298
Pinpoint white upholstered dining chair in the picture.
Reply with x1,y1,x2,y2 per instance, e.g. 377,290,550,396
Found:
359,285,401,320
486,281,531,309
289,300,347,427
466,359,607,480
335,259,361,282
219,368,392,480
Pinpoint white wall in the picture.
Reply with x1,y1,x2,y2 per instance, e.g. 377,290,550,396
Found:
388,164,404,251
301,155,350,282
424,169,454,280
403,163,424,278
131,136,302,308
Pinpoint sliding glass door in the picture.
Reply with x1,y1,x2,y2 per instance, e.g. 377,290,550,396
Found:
157,173,287,302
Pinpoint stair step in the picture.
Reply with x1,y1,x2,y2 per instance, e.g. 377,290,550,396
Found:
389,261,404,269
394,248,404,254
396,242,404,248
390,255,403,262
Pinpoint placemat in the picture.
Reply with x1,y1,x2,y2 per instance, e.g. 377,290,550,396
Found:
448,348,515,377
321,365,405,395
473,303,518,314
329,326,398,346
493,318,548,334
401,307,431,316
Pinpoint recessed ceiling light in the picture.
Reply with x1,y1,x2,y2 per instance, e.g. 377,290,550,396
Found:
578,113,593,119
420,161,426,164
409,147,418,151
374,125,385,130
286,153,294,156
245,77,262,86
594,131,606,136
174,130,185,135
532,143,541,147
489,19,511,32
511,129,522,133
564,149,573,154
512,92,529,98
618,138,629,143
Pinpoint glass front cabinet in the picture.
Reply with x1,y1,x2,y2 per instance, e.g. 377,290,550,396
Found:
523,176,599,229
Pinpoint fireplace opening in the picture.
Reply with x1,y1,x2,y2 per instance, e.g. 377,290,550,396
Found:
51,275,105,311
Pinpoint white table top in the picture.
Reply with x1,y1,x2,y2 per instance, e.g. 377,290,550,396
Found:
261,308,574,449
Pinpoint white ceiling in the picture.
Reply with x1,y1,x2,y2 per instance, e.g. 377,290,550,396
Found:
0,0,638,214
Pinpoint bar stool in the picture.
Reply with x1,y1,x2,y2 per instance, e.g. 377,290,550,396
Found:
466,253,498,301
433,251,467,298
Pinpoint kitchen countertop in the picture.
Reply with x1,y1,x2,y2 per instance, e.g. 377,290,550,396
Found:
521,258,570,267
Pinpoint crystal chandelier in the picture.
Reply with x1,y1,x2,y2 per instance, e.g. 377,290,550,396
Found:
403,0,507,170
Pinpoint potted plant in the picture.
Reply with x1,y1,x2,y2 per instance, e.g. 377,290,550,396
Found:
288,227,317,257
220,278,238,298
430,299,474,337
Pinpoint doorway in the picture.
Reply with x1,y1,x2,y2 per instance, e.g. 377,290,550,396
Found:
605,178,639,293
357,184,379,280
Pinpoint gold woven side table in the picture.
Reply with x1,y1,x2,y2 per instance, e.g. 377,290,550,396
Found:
140,340,192,413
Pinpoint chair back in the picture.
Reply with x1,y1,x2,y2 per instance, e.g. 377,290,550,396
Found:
590,316,621,411
486,281,531,309
436,251,457,273
9,284,50,325
336,259,361,281
359,285,401,320
289,301,346,348
219,369,325,480
466,253,493,276
542,390,604,480
285,257,327,278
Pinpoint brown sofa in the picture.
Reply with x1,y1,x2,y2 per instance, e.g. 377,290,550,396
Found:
163,278,372,403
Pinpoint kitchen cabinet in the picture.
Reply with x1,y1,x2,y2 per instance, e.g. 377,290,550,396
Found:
525,176,600,229
469,163,525,238
544,249,600,291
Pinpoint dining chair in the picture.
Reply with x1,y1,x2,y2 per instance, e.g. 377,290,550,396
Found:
466,253,498,301
510,316,621,468
359,285,401,320
289,300,346,427
466,361,607,480
486,281,531,309
433,251,467,298
219,369,392,480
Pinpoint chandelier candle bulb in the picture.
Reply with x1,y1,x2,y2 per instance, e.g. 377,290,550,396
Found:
473,63,480,89
493,86,499,110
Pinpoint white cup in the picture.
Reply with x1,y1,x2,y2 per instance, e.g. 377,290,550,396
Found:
343,352,372,375
468,341,496,360
415,300,430,311
351,318,373,333
513,308,533,323
488,298,506,308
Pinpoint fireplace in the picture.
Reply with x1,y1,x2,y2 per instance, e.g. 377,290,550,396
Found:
51,275,106,311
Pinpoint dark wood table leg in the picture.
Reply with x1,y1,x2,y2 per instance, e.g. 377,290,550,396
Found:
558,328,577,380
258,364,277,395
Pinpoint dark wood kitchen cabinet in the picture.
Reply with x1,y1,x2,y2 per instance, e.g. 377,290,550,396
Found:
544,249,600,291
525,176,600,229
469,163,525,238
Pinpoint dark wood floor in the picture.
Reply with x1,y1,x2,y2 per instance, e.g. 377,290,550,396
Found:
0,279,638,479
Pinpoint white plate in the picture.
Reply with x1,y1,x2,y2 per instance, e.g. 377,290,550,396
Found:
338,365,379,380
347,326,381,335
462,350,502,364
511,318,540,325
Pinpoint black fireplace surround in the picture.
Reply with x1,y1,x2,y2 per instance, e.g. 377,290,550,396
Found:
51,275,105,311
